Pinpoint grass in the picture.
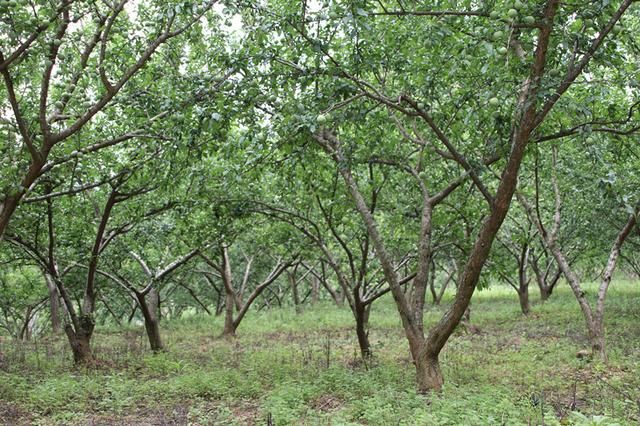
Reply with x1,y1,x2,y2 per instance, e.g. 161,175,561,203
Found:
0,280,639,425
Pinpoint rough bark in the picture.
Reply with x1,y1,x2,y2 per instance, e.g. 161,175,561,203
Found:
64,314,95,365
415,354,444,395
136,288,164,352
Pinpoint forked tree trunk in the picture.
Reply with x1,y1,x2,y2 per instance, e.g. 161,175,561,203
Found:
430,266,452,306
204,246,290,338
530,255,561,302
539,284,553,301
64,315,95,365
18,307,34,341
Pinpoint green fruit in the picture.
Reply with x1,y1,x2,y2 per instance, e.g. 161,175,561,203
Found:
612,25,622,35
489,11,499,19
317,114,329,124
523,16,535,24
507,9,518,18
497,46,508,55
586,136,595,144
548,69,560,77
54,101,64,109
329,10,338,19
492,30,504,40
514,0,524,10
489,97,499,106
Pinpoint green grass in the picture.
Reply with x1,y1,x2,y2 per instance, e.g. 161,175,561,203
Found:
1,281,639,425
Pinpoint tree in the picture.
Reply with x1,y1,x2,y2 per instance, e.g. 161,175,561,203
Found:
255,160,416,359
97,249,200,351
519,145,639,361
0,265,47,340
268,0,636,391
491,213,535,315
0,0,216,242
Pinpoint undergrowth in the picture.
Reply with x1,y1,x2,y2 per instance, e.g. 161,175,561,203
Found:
0,281,639,425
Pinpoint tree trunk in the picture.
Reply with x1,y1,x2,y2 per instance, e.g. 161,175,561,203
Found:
220,246,238,337
19,307,33,341
530,256,560,302
311,275,320,304
539,284,552,301
45,274,61,333
463,306,471,322
415,353,444,393
127,302,138,324
289,272,302,314
589,321,607,362
222,320,237,336
215,292,224,316
222,290,236,336
518,289,530,315
354,301,371,359
430,268,452,306
64,315,95,365
429,266,438,305
136,289,164,352
518,245,531,315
